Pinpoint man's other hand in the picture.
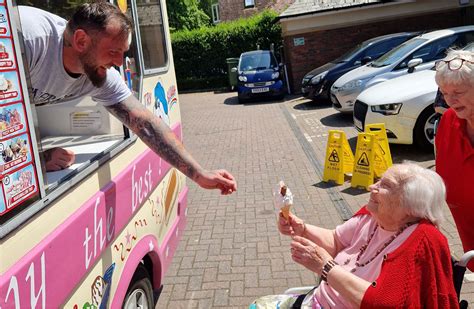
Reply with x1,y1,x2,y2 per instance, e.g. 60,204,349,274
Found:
196,169,237,195
44,147,75,171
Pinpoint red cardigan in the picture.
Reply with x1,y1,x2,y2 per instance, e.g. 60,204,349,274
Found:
354,208,458,308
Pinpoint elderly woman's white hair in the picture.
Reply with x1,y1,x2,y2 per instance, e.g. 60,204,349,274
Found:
435,48,474,87
388,163,446,227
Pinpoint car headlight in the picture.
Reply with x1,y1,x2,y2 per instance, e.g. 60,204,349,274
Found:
271,71,280,80
341,79,363,91
238,75,247,82
310,71,328,85
371,103,403,115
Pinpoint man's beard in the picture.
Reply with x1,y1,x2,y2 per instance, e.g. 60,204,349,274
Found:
80,52,107,88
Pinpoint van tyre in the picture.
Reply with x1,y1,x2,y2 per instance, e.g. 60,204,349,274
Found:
123,264,154,309
414,106,436,151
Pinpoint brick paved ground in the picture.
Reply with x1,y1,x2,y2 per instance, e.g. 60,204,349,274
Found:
156,92,473,308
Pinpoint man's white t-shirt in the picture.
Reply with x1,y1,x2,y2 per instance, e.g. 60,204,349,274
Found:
18,6,131,106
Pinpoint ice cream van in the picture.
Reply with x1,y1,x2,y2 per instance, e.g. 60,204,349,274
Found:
0,0,187,307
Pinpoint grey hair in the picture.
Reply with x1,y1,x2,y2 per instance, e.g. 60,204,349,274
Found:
388,163,446,227
435,48,474,87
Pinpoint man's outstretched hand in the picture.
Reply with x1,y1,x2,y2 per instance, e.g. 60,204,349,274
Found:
44,147,75,171
195,169,237,195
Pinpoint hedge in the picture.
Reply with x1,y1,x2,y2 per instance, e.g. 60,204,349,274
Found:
171,10,282,91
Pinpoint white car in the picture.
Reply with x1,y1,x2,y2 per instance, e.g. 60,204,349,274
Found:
353,69,438,149
330,25,474,113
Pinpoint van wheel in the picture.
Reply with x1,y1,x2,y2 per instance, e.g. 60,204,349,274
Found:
414,106,436,151
123,264,154,309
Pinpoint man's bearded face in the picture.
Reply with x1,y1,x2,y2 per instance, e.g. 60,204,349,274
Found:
80,47,107,88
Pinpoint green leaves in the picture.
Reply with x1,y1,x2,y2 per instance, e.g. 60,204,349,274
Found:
171,10,282,91
166,0,211,31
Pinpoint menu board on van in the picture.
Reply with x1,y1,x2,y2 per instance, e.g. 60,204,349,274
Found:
0,2,39,216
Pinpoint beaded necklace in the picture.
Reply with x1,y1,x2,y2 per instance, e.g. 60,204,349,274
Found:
343,221,417,273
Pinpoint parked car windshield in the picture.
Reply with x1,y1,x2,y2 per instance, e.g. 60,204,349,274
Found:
370,38,428,68
333,41,369,63
239,52,278,71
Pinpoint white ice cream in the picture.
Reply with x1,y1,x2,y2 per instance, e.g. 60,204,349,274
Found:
273,182,293,209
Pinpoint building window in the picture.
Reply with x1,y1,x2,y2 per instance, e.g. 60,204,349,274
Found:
211,3,220,24
244,0,255,8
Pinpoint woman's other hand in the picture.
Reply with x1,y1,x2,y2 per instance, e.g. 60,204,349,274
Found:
278,212,305,236
290,236,332,275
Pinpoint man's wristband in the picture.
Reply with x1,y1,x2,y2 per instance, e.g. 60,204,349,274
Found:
321,259,338,282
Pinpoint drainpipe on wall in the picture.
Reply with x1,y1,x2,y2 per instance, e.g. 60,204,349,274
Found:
284,65,291,95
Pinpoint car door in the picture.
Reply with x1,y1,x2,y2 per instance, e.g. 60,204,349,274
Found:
371,34,459,83
395,34,464,71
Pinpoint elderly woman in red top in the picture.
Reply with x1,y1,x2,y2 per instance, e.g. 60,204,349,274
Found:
435,49,474,271
251,163,457,308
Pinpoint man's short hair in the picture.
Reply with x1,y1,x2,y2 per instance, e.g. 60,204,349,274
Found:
67,1,132,38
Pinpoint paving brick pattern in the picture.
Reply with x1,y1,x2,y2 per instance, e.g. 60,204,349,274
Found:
156,92,473,308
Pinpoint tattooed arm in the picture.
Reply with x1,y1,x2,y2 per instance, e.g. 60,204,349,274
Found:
106,96,236,194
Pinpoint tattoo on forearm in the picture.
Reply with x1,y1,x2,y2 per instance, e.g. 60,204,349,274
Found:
106,99,200,180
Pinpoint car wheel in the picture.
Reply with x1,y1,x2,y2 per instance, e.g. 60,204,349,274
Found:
123,264,154,309
414,106,436,151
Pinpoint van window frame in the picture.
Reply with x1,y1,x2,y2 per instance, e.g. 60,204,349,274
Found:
0,1,146,237
134,0,171,76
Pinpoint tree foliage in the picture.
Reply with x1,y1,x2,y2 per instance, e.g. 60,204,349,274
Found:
166,0,210,31
171,10,282,90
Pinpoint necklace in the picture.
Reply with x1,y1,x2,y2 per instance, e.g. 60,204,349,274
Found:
343,221,417,273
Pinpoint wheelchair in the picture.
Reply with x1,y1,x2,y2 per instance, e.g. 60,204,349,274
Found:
275,250,474,309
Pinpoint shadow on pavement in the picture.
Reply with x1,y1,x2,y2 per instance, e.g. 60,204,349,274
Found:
320,112,354,127
293,98,331,111
313,181,339,189
223,95,287,106
341,186,368,196
313,181,368,196
223,96,240,105
293,102,331,111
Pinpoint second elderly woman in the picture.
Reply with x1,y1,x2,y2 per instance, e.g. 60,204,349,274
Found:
435,48,474,270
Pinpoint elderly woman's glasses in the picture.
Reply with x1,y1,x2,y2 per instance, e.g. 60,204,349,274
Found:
435,57,474,71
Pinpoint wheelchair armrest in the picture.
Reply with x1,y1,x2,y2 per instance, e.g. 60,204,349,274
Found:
458,250,474,268
284,286,314,295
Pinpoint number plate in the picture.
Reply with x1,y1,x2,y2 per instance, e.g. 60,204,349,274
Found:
251,87,269,93
354,118,363,131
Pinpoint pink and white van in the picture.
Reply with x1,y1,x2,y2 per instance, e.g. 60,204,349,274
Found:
0,0,187,307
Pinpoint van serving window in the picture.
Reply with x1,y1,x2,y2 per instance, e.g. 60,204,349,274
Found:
0,0,143,227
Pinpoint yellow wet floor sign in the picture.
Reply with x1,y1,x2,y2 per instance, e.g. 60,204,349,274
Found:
351,133,375,190
323,130,354,184
365,123,392,178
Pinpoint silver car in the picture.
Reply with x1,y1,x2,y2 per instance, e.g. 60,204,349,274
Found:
330,25,474,113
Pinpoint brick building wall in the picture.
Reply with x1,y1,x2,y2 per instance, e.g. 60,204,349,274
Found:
283,7,474,94
219,0,294,22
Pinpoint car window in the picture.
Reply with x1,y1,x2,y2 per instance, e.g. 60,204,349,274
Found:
239,52,277,71
395,35,459,70
333,42,368,63
370,38,427,68
364,37,409,61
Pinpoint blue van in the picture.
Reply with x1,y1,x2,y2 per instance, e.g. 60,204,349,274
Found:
301,32,420,102
236,50,285,103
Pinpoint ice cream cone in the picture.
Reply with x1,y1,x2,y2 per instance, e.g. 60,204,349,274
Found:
281,204,291,220
273,180,294,220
